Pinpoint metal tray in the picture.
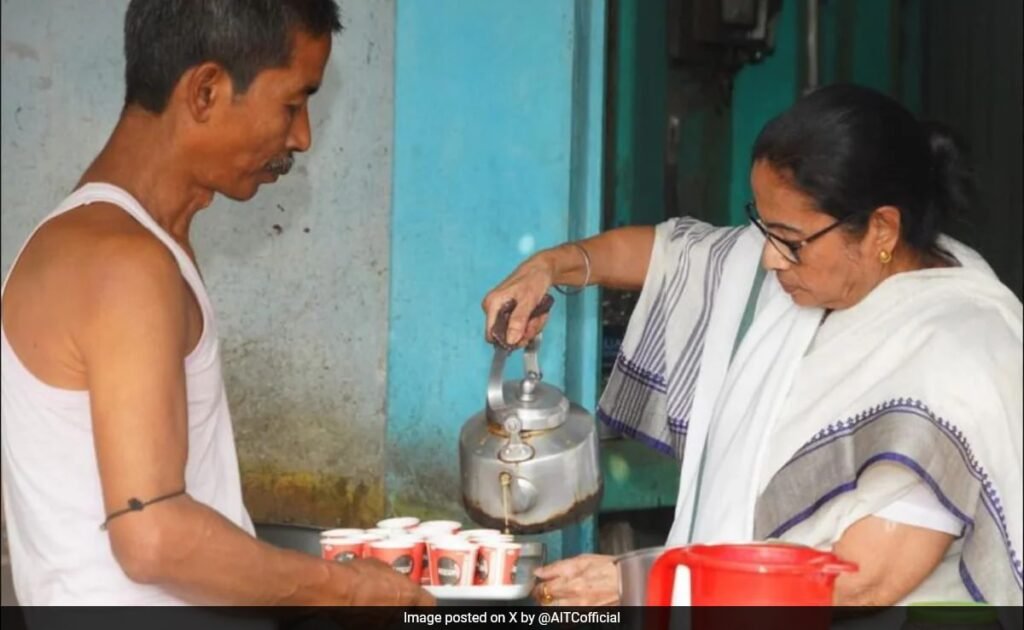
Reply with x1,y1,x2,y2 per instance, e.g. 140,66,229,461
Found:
425,578,534,601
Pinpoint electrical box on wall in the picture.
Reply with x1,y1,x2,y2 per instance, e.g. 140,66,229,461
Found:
669,0,782,70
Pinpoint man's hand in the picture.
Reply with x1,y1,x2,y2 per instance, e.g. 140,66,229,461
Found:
343,559,436,606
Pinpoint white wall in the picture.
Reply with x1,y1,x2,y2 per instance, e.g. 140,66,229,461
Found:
1,0,396,526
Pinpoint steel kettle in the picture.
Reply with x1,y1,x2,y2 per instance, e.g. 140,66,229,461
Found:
459,306,602,533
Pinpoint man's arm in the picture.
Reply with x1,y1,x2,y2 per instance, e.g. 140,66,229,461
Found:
78,235,431,605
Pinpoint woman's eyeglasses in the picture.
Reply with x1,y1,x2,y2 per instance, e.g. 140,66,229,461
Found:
745,202,859,264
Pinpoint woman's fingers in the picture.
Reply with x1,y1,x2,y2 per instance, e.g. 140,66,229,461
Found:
539,575,616,606
520,312,549,347
482,262,555,346
482,292,509,343
544,576,578,600
503,300,531,347
533,556,621,606
533,575,572,606
533,557,580,580
482,292,536,347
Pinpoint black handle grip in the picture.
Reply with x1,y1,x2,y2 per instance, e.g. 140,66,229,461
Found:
490,294,555,350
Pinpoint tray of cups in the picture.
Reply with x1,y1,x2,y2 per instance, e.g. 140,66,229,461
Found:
319,518,534,600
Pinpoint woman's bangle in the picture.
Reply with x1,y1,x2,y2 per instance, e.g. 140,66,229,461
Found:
554,242,591,296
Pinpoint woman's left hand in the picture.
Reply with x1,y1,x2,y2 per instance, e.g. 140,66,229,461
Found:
531,554,619,606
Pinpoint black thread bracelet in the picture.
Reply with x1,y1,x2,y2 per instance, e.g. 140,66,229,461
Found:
99,489,187,531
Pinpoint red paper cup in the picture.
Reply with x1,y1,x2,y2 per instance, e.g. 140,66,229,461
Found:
428,537,478,586
376,517,420,531
320,528,364,539
416,520,462,534
366,528,394,539
393,533,433,585
476,542,522,586
419,546,432,585
368,539,421,582
468,533,515,544
457,529,501,540
391,535,426,584
352,533,385,557
320,537,364,564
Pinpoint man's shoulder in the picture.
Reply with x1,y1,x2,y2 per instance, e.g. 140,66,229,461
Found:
9,202,185,316
2,202,189,381
42,201,180,283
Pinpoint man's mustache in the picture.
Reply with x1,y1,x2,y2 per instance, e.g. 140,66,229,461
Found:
265,153,295,176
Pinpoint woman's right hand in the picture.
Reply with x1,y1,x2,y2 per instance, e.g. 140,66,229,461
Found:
482,228,652,347
482,256,556,349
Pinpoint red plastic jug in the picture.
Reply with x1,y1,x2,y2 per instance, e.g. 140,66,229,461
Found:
646,543,857,606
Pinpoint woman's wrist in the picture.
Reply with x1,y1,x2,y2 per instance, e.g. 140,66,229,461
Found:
546,242,589,287
521,248,561,284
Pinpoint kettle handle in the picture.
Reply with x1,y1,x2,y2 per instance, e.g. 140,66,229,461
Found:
488,295,555,351
486,346,510,413
646,547,694,606
486,335,544,413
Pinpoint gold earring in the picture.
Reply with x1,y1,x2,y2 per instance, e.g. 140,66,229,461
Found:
879,250,892,264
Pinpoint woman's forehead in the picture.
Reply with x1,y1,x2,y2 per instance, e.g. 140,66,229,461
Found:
752,163,818,214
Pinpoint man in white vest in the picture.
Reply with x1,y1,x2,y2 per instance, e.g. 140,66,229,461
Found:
1,0,432,607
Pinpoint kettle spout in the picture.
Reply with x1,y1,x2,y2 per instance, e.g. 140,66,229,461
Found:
498,471,538,514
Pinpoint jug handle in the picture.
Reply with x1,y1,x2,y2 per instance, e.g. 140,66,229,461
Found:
809,555,859,575
645,547,693,606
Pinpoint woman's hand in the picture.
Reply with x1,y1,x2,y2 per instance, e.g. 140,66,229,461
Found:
531,554,620,606
482,228,655,348
482,257,556,349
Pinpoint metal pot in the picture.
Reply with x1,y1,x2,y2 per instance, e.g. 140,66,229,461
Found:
254,523,322,557
615,546,665,605
515,541,547,586
459,335,602,533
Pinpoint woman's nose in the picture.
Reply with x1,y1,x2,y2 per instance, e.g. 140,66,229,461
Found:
761,241,792,272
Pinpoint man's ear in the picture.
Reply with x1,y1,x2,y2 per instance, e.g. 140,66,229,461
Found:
179,62,232,123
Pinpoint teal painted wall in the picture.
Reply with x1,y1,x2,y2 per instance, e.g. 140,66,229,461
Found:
728,0,907,225
726,0,803,224
389,0,605,557
609,0,669,229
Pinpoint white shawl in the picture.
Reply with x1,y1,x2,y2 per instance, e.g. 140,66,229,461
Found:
598,218,1023,604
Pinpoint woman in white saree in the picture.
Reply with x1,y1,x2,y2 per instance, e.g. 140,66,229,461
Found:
482,85,1022,606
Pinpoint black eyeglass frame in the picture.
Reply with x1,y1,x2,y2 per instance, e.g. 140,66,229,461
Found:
745,201,864,264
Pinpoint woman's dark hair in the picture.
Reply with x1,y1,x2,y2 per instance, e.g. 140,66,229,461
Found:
752,84,975,258
124,0,342,114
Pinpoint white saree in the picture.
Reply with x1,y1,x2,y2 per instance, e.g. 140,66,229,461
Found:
597,218,1023,604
